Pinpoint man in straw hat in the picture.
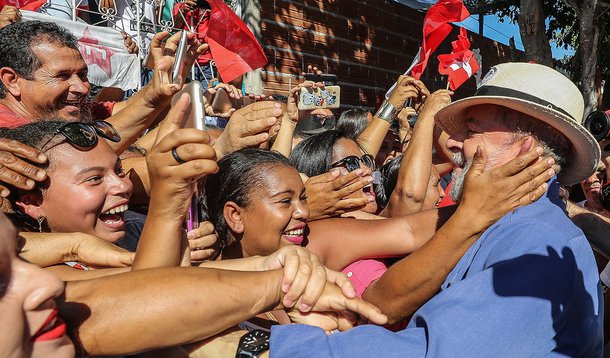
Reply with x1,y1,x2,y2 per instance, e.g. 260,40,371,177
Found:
266,63,604,357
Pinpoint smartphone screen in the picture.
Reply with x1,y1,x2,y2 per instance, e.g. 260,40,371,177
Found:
171,31,189,84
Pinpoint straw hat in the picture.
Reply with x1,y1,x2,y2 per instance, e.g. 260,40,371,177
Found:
435,62,601,186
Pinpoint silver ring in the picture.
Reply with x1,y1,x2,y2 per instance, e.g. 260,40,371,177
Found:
171,148,185,164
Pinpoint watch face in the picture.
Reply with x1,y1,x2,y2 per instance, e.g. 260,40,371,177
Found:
241,330,270,352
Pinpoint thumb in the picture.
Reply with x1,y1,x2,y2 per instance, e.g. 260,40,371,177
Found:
469,145,487,176
155,93,191,144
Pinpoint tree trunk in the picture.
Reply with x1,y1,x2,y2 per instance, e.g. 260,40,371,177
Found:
517,0,553,67
578,0,600,117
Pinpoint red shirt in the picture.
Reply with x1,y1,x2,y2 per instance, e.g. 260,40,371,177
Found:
0,104,32,128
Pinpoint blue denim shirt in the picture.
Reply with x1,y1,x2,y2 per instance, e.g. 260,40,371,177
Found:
270,179,603,357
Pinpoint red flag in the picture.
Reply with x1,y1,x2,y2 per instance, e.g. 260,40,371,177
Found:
437,27,480,90
1,0,46,11
410,0,470,80
205,0,268,83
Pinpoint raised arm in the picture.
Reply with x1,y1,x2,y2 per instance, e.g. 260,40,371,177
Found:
381,90,452,217
132,93,218,269
104,31,207,154
357,76,428,157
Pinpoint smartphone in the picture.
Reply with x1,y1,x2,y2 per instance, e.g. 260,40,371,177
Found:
171,31,189,84
171,81,206,131
305,73,338,85
211,88,253,113
186,196,199,232
298,86,341,111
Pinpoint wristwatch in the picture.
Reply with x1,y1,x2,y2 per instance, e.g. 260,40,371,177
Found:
236,329,270,358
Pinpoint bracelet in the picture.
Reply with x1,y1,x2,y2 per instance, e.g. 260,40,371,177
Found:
374,100,399,123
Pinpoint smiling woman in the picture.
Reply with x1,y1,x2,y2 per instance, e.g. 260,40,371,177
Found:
1,121,133,243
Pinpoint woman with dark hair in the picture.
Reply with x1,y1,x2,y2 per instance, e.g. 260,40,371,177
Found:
337,108,372,139
290,130,378,214
1,95,219,278
205,147,555,317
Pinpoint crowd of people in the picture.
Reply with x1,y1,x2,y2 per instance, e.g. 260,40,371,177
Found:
0,4,609,357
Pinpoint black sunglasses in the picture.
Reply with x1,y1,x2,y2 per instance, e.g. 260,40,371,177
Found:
40,121,121,152
330,154,375,172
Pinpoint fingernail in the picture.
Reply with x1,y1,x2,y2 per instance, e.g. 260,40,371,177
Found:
299,303,311,312
36,170,46,179
187,231,195,240
355,169,363,175
274,103,281,108
542,182,549,190
368,197,375,203
548,169,555,176
273,108,282,115
282,283,290,293
283,298,293,307
37,153,47,161
0,189,9,197
268,118,277,125
330,169,340,177
25,179,34,188
367,176,374,183
546,158,555,165
536,147,543,154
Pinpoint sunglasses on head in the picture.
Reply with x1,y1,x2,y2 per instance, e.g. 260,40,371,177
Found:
40,121,121,152
330,154,375,172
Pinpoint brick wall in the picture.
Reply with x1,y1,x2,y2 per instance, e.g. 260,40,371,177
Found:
259,0,523,108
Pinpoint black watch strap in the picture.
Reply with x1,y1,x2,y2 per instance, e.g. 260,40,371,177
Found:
236,329,270,358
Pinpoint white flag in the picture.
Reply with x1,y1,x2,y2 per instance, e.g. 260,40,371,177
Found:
22,10,140,91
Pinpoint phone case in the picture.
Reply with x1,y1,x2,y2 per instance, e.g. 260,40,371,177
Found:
171,81,206,131
298,86,341,110
171,31,189,84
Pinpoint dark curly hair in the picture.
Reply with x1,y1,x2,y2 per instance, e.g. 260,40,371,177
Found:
204,148,293,248
0,21,79,98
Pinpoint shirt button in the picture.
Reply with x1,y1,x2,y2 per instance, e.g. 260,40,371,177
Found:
347,272,353,277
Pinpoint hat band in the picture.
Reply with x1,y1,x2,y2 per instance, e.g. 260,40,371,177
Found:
475,85,575,121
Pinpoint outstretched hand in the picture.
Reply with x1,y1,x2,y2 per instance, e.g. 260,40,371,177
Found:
143,31,208,108
214,101,283,158
0,139,47,197
305,169,373,220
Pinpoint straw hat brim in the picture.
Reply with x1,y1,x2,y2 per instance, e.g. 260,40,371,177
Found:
435,95,601,186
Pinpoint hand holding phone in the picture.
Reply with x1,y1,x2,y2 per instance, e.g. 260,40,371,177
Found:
171,31,189,84
298,86,341,111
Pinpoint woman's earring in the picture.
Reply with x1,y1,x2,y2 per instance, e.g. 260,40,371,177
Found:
37,215,45,233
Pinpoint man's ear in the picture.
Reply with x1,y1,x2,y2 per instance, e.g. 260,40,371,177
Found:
0,67,22,98
517,136,535,156
223,201,244,234
14,192,44,220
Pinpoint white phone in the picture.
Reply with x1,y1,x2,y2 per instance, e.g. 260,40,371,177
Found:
171,31,189,84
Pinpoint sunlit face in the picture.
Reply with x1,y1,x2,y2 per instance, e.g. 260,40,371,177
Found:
446,106,523,202
0,214,74,358
332,138,377,213
15,42,90,121
20,140,133,243
422,166,445,209
581,161,606,212
234,165,309,257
